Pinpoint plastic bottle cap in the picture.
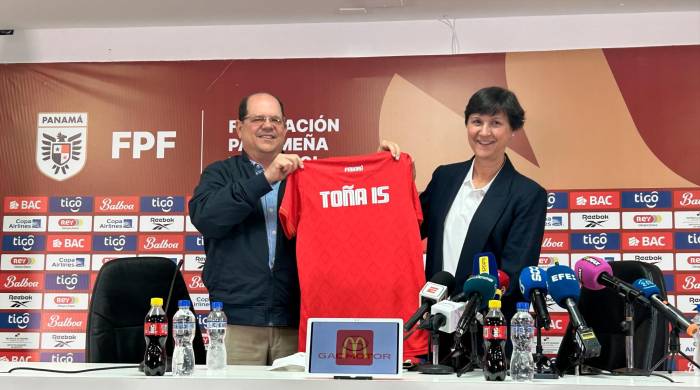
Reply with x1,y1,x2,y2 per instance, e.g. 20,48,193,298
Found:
516,302,529,311
178,299,190,308
151,297,163,306
488,300,502,309
211,301,223,310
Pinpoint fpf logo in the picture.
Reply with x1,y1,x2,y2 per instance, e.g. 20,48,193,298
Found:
546,192,568,210
336,330,373,365
140,196,185,213
49,196,93,213
621,191,671,209
2,235,46,252
36,113,88,181
569,192,620,210
3,196,48,213
622,232,673,250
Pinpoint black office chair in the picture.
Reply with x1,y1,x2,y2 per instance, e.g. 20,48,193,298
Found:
556,260,668,373
86,256,207,365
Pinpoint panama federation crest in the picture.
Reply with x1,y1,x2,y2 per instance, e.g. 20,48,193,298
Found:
36,113,88,181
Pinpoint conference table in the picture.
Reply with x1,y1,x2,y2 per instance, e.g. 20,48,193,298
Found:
1,363,698,390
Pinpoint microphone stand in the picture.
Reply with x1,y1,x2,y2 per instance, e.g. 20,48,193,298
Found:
533,315,558,379
455,314,482,377
417,316,454,374
650,324,700,374
612,301,647,375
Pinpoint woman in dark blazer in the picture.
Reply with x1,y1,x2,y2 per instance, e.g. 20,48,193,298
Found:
420,86,547,316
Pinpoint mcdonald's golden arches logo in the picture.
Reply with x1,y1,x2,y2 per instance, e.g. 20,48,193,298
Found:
336,330,374,365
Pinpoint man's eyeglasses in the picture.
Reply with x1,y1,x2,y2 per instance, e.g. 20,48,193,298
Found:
244,115,285,126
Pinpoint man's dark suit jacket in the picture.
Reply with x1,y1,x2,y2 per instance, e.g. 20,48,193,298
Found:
420,155,547,301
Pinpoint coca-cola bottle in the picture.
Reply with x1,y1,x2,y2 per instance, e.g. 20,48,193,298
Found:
483,298,507,381
144,297,168,376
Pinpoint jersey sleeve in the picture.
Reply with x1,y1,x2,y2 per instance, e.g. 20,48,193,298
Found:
279,170,300,238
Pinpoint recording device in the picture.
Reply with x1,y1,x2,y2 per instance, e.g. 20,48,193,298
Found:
632,278,698,337
404,271,455,331
574,256,649,304
429,300,466,333
454,274,498,337
472,252,498,279
546,264,601,360
519,266,551,330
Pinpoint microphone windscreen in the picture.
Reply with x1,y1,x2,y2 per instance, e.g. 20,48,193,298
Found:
430,271,456,295
497,270,510,292
546,264,580,307
519,266,548,300
462,273,497,308
472,252,498,279
574,256,612,290
632,278,661,299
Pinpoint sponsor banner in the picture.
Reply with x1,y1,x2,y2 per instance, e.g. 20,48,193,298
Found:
94,196,139,214
45,254,90,271
676,232,700,250
40,351,86,363
621,191,672,209
674,190,700,209
541,233,570,251
140,196,185,213
139,215,185,232
541,313,569,336
0,312,41,330
622,232,674,251
569,191,620,210
570,232,620,251
536,336,563,356
40,332,86,350
0,293,43,310
679,338,695,358
546,192,568,211
544,213,568,230
622,253,674,271
674,211,700,229
92,234,137,252
675,357,697,373
675,295,700,314
184,254,206,271
47,216,93,232
674,273,700,293
570,212,620,230
0,350,40,362
570,253,621,264
0,331,40,349
139,234,184,253
46,234,92,252
49,196,93,213
0,254,45,271
137,254,182,264
544,294,566,313
183,272,207,293
665,275,676,293
3,196,48,214
196,313,208,330
185,234,204,251
43,293,89,310
185,216,199,233
538,253,570,269
41,312,87,332
44,272,90,292
191,294,210,311
2,234,46,252
676,253,700,272
93,216,138,232
0,272,44,292
2,216,47,232
91,254,135,271
621,211,673,229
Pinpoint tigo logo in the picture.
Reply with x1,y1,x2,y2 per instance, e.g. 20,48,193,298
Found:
92,234,137,251
675,232,700,250
49,196,93,213
185,235,204,251
140,196,185,213
2,234,46,252
40,352,85,363
546,192,568,210
621,191,671,209
570,232,620,250
0,312,41,330
44,273,90,291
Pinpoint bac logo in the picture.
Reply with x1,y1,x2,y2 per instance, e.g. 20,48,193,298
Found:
336,330,373,365
546,192,568,210
541,233,570,251
622,232,673,250
140,196,185,213
674,190,700,208
3,196,48,213
0,351,40,362
570,232,620,251
541,313,569,336
46,234,91,252
621,191,671,209
49,196,93,213
675,232,700,250
185,235,204,251
570,192,620,210
2,235,46,252
92,235,137,252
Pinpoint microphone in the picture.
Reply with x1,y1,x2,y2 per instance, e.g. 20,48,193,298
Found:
546,264,601,359
632,279,698,337
497,270,510,294
453,273,498,336
574,256,649,304
429,300,466,333
404,271,455,331
472,252,498,279
519,266,551,330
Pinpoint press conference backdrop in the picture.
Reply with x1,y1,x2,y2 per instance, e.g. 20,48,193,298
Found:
0,45,698,368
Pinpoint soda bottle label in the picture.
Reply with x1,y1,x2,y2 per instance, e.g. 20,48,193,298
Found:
483,325,507,340
144,322,168,336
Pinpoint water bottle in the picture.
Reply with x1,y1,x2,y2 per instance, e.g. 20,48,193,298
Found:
693,304,700,376
206,301,227,370
510,302,535,381
483,298,507,381
144,297,168,376
172,299,196,376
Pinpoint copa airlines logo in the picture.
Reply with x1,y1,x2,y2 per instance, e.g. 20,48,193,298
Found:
335,330,374,365
319,185,389,208
540,233,570,251
674,190,700,208
139,215,184,232
36,113,88,181
674,211,700,229
2,234,46,252
544,213,568,230
3,196,48,213
190,294,210,311
675,232,700,250
42,312,87,332
92,234,137,251
40,352,86,363
94,196,139,214
44,293,88,310
622,232,673,250
0,332,40,349
47,234,91,252
621,191,671,209
139,234,184,252
45,273,90,291
0,254,45,271
185,235,204,251
622,212,673,229
622,253,674,271
47,216,92,232
570,212,620,230
140,196,185,213
0,273,43,291
45,254,89,271
93,216,137,232
674,273,700,293
570,232,620,250
538,254,570,268
0,293,43,310
2,216,46,232
676,254,700,271
569,191,620,210
0,312,41,330
49,196,93,213
41,332,86,349
185,254,206,271
546,192,568,210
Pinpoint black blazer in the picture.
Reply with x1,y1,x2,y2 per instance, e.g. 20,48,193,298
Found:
420,155,547,295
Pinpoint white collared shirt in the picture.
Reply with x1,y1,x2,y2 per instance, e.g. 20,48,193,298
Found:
442,163,501,275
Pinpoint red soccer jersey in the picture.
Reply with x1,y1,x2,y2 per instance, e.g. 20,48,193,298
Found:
279,151,428,360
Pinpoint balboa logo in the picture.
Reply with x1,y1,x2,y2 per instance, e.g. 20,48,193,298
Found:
45,273,89,291
36,113,88,181
675,274,700,293
43,313,86,331
95,196,139,213
139,235,183,252
1,273,43,291
622,232,673,250
2,216,46,232
675,232,700,250
570,191,619,210
140,196,185,213
185,235,204,251
3,196,47,213
49,196,93,213
546,192,568,210
541,233,569,250
675,191,700,208
571,232,620,250
0,312,40,330
621,191,671,209
185,273,207,292
93,234,137,251
2,234,46,252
